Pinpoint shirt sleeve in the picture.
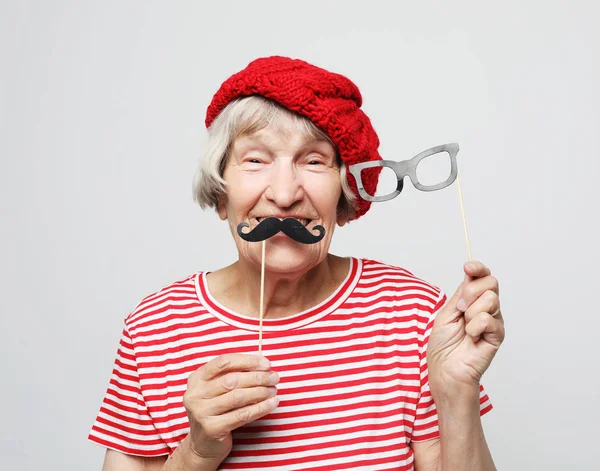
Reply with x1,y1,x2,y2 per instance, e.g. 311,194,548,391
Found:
88,324,171,456
410,289,493,443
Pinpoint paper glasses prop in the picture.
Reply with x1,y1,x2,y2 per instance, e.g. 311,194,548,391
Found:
348,143,459,201
349,142,472,261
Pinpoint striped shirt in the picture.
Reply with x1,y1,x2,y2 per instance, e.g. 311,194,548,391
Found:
89,258,492,470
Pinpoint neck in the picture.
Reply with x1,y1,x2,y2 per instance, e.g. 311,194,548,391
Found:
208,254,349,319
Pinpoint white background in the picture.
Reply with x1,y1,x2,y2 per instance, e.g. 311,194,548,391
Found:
1,1,599,469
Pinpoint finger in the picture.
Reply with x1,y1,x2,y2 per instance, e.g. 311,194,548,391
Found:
208,386,278,416
457,275,499,312
202,370,280,399
463,261,491,279
202,395,280,437
465,311,505,345
464,289,500,324
435,265,497,325
201,354,272,381
443,276,495,318
433,286,465,325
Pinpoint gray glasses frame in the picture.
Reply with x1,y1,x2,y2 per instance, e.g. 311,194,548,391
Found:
348,143,459,202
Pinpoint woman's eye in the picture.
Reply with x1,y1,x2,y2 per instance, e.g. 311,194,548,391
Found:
306,157,326,165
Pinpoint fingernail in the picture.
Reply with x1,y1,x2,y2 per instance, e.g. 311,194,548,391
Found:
268,372,280,385
457,298,466,311
466,263,476,271
259,357,271,370
267,387,278,397
267,396,280,408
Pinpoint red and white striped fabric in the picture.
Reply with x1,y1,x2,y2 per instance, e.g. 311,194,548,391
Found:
89,258,492,470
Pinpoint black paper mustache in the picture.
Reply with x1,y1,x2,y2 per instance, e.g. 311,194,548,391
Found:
237,217,325,244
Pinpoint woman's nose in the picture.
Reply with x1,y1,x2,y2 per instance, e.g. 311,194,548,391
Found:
264,161,304,208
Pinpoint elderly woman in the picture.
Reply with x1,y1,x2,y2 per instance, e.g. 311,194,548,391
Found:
90,56,504,470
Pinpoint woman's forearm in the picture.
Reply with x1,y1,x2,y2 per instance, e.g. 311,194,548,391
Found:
160,436,221,471
435,388,496,471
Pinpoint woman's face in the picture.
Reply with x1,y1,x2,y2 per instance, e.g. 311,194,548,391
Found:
217,118,346,275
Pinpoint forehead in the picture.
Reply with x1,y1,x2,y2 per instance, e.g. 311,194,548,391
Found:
233,114,335,155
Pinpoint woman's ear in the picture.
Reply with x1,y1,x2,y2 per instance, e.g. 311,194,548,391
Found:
336,195,355,227
216,195,228,221
336,207,348,227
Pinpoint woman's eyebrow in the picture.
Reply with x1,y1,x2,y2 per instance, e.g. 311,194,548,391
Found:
232,135,270,154
237,129,285,148
301,139,337,159
233,133,335,159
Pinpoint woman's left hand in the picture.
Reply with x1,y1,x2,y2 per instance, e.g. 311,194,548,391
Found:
427,261,505,396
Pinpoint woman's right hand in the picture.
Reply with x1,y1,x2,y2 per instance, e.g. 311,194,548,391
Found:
182,354,280,467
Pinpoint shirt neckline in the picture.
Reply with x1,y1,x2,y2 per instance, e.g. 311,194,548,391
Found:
194,257,362,331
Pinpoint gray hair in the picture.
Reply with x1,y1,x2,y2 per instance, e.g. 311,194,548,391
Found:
193,96,356,221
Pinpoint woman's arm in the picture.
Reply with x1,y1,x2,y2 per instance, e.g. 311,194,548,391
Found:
411,389,495,470
414,261,503,470
436,389,495,469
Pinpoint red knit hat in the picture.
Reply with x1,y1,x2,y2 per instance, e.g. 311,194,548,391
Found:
205,56,382,220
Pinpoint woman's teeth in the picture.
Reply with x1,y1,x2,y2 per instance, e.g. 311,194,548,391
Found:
254,217,311,226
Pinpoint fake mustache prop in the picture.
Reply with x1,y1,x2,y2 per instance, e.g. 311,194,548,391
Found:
236,217,325,354
237,217,325,244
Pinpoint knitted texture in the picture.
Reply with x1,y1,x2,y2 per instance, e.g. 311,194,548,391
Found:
205,56,382,220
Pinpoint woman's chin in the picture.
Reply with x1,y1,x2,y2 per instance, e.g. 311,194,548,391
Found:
245,242,327,275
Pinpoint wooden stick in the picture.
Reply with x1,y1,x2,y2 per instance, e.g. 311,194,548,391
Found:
258,240,266,353
456,173,472,262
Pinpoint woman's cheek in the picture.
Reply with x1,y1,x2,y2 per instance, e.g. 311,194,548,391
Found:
307,178,342,205
242,172,271,193
231,178,267,204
